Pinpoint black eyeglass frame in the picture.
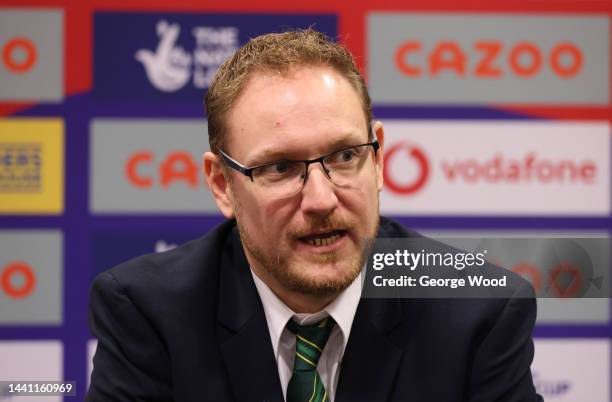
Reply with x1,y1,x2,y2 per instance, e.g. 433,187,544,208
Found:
217,137,380,183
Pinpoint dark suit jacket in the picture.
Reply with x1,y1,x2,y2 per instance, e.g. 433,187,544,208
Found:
87,217,543,402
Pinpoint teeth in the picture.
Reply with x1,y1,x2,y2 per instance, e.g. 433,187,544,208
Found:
306,233,341,246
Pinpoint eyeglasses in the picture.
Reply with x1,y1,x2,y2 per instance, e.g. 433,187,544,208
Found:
218,138,380,199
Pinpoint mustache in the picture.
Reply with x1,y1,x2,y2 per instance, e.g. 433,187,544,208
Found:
290,216,353,237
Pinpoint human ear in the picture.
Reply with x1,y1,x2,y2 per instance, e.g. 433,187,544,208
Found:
372,121,385,192
203,151,235,218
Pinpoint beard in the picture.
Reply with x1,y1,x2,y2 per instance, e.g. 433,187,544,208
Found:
237,212,378,298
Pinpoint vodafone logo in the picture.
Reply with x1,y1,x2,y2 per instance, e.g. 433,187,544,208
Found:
384,140,597,197
394,40,582,79
2,37,37,74
383,142,430,195
379,121,609,215
441,153,596,184
1,261,36,299
125,151,203,189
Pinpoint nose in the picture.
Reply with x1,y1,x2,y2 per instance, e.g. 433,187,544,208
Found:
300,163,338,216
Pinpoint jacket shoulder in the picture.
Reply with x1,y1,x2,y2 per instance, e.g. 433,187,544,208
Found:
92,219,238,303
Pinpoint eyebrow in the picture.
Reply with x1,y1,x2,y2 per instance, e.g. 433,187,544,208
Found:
247,133,367,166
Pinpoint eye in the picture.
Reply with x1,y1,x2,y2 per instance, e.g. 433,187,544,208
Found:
255,160,299,177
328,147,362,165
272,161,289,173
253,161,304,184
340,150,356,162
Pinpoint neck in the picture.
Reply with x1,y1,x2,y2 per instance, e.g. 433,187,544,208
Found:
278,289,336,314
250,264,338,314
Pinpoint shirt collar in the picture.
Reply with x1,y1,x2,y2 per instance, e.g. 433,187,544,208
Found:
251,269,362,358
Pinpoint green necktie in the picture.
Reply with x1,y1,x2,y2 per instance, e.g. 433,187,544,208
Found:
286,317,336,402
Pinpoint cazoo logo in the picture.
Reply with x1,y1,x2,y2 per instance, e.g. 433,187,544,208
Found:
368,14,609,105
394,40,582,79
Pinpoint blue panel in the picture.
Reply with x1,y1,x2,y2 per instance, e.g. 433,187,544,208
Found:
90,230,210,279
94,12,337,102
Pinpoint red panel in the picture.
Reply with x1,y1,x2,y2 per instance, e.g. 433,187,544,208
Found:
0,0,610,120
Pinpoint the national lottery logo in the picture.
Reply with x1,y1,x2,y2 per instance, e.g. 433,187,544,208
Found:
0,143,42,193
135,20,238,92
155,240,177,253
135,20,191,92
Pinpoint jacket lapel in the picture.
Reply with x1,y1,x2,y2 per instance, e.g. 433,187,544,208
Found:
215,221,407,402
335,298,405,402
216,226,284,402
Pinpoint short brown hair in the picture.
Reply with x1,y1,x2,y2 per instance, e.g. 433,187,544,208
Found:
205,29,372,153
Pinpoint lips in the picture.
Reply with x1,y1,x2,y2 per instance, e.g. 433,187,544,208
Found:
299,230,346,247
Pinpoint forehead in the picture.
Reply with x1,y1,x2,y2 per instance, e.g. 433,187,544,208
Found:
224,66,367,162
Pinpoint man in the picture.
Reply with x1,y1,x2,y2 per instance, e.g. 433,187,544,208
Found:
87,30,542,401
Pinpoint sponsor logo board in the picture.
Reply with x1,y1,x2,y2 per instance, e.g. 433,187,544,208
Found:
0,230,63,325
368,14,609,105
380,120,610,215
532,339,610,401
421,230,609,323
0,119,64,214
90,119,218,213
0,341,63,402
0,9,63,102
94,12,336,101
90,229,207,278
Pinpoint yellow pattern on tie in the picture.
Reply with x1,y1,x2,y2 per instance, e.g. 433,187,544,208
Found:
286,317,335,402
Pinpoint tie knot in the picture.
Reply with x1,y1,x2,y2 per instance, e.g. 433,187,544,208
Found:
287,317,335,371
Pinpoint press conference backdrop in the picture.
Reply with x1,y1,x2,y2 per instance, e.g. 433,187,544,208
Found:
0,0,610,400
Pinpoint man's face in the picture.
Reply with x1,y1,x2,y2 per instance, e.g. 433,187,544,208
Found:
216,66,384,297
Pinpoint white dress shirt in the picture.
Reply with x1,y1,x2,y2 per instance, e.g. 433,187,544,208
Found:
251,270,362,402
